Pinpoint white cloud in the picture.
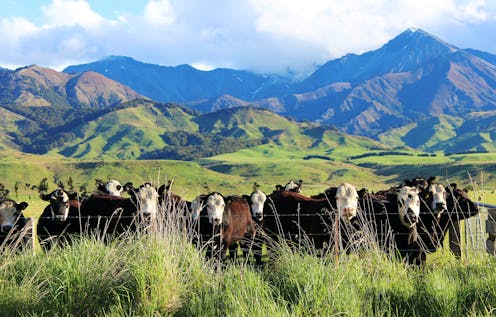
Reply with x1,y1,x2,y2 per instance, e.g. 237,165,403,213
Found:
41,0,108,29
144,0,175,25
0,0,495,74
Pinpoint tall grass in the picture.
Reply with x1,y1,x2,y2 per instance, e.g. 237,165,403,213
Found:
1,200,496,316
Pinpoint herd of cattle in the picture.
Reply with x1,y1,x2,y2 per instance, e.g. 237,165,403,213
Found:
0,176,480,266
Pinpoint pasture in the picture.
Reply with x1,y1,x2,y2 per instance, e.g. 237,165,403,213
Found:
2,215,496,316
1,150,496,315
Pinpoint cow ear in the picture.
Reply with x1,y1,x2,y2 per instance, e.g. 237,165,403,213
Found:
358,188,368,198
17,202,29,211
68,192,78,200
449,183,457,190
158,184,166,196
40,193,51,201
427,176,436,184
123,182,134,192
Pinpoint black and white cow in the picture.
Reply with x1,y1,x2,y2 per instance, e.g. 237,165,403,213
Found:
37,188,81,250
362,185,422,265
242,189,268,265
0,197,32,252
77,183,160,238
188,192,226,259
96,179,126,196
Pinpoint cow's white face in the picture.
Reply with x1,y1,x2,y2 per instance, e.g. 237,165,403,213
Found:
135,184,159,217
285,180,301,192
50,188,70,222
0,199,17,233
105,180,123,196
335,183,359,222
428,183,447,215
190,196,204,221
250,190,267,221
206,193,225,225
397,186,420,228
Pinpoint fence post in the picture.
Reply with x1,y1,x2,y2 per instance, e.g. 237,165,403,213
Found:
449,220,461,259
485,207,496,255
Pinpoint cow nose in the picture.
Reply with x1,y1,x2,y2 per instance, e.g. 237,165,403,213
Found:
256,211,263,219
406,210,417,223
435,203,446,211
343,207,355,217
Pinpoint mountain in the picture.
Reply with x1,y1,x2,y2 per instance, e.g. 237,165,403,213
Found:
35,102,385,160
0,65,143,130
272,28,496,136
0,65,145,153
63,56,292,103
377,111,496,153
61,29,496,150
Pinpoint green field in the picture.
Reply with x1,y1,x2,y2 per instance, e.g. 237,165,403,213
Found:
2,222,496,316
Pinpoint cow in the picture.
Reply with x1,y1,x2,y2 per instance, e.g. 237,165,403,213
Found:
96,179,126,196
76,183,160,239
37,188,81,250
414,182,479,261
274,179,303,193
188,192,226,260
188,192,256,263
222,195,256,262
362,185,422,265
242,189,268,265
311,183,362,253
262,190,336,254
0,197,32,253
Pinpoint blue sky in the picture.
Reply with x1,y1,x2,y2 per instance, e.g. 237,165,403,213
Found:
1,0,495,76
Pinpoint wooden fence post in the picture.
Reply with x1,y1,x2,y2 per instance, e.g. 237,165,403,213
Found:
485,207,496,255
449,220,462,259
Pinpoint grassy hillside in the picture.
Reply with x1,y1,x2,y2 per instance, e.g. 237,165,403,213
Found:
377,112,496,153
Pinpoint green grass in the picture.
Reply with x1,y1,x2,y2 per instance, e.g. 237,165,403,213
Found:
2,231,496,316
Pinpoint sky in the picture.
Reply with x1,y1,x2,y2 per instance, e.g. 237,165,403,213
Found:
1,0,495,76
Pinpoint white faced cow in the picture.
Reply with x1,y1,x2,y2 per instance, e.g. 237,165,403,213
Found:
335,183,359,223
245,189,267,221
206,192,226,225
427,183,448,217
0,198,29,235
77,182,160,238
105,179,124,196
396,186,420,229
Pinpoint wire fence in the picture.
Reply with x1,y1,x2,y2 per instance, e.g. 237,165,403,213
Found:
2,202,495,260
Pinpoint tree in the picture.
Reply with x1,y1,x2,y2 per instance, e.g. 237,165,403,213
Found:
38,177,49,195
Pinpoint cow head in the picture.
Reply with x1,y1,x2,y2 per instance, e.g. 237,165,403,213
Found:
426,182,448,217
189,194,206,221
41,188,77,222
129,183,159,218
285,180,303,193
335,183,359,223
0,198,28,233
249,190,267,221
105,179,123,196
396,186,420,228
206,192,225,225
446,184,479,219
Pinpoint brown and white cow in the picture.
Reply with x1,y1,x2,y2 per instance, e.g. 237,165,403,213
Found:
188,192,257,263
